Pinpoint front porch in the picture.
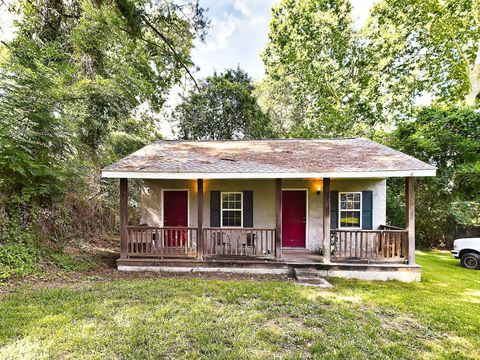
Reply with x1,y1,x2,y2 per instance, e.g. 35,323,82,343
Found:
116,177,418,281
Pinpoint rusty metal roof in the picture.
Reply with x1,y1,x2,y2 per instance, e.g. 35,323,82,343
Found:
101,138,436,179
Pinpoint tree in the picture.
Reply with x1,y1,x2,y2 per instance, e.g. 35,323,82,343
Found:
262,0,377,137
365,0,480,108
173,67,275,140
0,0,207,203
381,107,480,247
0,0,208,250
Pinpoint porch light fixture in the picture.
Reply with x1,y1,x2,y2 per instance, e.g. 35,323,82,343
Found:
313,179,323,195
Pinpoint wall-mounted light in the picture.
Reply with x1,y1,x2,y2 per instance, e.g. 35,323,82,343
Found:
313,179,323,195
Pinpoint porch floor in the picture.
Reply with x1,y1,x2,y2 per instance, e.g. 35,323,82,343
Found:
282,249,323,264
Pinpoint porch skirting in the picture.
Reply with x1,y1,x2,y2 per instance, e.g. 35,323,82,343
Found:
116,258,421,282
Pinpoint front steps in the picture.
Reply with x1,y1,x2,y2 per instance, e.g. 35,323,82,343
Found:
293,267,332,288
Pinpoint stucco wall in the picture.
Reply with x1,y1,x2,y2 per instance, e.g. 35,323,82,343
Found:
140,178,387,251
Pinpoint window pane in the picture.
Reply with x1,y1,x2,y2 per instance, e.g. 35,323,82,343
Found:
340,211,360,228
341,193,361,210
222,210,242,227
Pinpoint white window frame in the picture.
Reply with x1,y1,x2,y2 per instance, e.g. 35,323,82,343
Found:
338,192,362,230
220,192,243,228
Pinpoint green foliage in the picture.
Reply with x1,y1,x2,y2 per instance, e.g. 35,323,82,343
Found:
174,67,276,140
0,243,39,280
262,0,372,137
0,0,207,257
381,106,480,247
365,0,480,108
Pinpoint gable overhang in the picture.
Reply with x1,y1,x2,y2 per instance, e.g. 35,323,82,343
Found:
101,169,436,179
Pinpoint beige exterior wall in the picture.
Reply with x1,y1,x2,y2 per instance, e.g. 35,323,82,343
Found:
140,178,387,251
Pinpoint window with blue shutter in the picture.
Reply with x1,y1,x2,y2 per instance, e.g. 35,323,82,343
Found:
361,190,373,230
330,191,339,229
210,191,221,227
243,190,253,228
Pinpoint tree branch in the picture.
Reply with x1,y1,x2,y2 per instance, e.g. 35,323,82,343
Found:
141,15,199,90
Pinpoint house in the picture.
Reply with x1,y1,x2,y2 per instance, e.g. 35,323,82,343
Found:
101,138,436,282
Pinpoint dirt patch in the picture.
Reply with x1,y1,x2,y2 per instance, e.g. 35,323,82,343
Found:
0,261,293,297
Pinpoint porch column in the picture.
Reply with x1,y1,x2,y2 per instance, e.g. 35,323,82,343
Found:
275,178,282,260
197,179,204,260
120,178,128,259
322,178,331,263
406,177,416,265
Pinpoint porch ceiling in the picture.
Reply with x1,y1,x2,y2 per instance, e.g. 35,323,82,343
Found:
102,138,436,179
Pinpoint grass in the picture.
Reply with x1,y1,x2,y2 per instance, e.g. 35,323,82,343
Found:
0,251,479,359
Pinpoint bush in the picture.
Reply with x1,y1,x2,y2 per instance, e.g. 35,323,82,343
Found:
0,243,39,280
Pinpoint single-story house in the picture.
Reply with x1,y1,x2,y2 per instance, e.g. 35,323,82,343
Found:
101,138,436,282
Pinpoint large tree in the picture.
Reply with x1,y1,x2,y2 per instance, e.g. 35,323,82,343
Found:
173,67,275,140
0,0,207,203
365,0,480,108
261,0,480,136
262,0,375,137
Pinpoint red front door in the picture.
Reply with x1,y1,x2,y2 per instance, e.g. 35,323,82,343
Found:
282,190,306,248
163,190,188,246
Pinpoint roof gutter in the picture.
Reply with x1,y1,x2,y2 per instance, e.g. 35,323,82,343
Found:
101,169,436,179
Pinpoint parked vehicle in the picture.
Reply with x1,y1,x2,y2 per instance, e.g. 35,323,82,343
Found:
451,238,480,269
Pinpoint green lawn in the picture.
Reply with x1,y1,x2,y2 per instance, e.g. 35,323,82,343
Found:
0,252,479,359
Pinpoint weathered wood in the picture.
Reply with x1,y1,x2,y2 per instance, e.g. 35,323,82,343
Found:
406,177,416,265
331,229,408,261
275,178,282,260
197,179,204,260
120,178,128,259
203,227,276,258
126,226,198,257
323,178,331,263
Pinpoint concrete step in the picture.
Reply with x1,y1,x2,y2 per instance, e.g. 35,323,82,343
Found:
293,268,332,288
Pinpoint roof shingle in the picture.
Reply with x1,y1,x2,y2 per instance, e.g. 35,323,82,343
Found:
102,138,436,179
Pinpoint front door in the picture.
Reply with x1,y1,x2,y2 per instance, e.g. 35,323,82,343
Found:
163,190,188,246
282,190,306,248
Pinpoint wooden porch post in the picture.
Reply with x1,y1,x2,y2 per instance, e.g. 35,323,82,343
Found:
275,178,282,260
323,178,331,263
197,179,204,260
406,177,415,265
120,178,128,259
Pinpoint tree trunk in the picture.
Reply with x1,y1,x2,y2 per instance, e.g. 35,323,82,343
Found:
465,44,480,106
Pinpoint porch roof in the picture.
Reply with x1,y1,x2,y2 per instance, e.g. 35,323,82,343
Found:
101,138,436,179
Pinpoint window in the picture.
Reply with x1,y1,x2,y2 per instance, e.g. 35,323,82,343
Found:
339,192,362,229
221,192,242,227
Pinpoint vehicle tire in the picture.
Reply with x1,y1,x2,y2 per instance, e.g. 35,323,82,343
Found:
460,253,480,270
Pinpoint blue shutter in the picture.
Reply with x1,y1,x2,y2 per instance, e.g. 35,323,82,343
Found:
362,191,373,230
210,191,221,227
243,191,253,228
330,191,339,229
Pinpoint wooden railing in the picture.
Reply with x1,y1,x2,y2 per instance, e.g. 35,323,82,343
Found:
127,226,198,257
331,229,408,261
203,227,276,258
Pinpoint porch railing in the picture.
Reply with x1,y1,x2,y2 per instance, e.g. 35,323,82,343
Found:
331,229,408,261
126,226,198,257
203,227,276,258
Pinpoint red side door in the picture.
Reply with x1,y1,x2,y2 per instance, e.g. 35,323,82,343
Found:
163,190,188,246
282,190,306,248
